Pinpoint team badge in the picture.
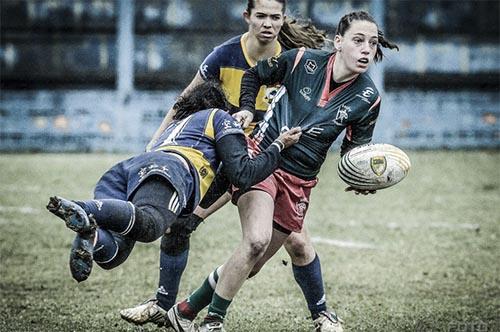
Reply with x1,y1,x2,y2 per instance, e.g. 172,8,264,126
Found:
333,104,351,125
267,56,279,68
370,156,387,176
304,59,317,74
296,201,307,217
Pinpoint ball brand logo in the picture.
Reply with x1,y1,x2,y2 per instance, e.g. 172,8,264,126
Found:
304,59,317,74
370,156,387,176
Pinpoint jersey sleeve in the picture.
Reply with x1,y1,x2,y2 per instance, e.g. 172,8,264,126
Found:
254,48,298,85
213,110,245,141
199,46,223,81
239,49,298,114
340,97,381,156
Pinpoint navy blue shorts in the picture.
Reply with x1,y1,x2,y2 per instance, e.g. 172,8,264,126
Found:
94,151,197,215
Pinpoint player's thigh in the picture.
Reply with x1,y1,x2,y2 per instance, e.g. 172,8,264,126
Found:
237,189,275,241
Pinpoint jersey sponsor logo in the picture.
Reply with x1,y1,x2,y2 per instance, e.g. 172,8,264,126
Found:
356,87,375,104
138,164,170,181
333,104,352,126
199,64,209,79
299,87,312,101
306,127,324,137
304,59,317,74
223,119,240,130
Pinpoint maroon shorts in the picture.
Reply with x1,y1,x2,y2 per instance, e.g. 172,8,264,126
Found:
232,168,318,233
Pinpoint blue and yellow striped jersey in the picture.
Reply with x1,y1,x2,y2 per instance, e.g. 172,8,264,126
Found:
199,33,281,127
152,109,244,200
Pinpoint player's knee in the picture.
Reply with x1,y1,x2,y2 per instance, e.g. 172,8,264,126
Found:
133,204,176,242
285,236,311,262
245,238,270,260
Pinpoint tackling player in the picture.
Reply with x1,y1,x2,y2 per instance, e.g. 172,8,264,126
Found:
165,10,399,332
121,1,344,331
46,80,301,284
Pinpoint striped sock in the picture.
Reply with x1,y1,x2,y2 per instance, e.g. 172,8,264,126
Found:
205,292,232,322
179,267,219,318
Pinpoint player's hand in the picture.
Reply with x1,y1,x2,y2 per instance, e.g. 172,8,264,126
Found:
345,187,377,195
233,109,254,128
275,127,302,149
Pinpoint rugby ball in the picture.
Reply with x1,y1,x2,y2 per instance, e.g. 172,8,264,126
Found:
337,144,411,191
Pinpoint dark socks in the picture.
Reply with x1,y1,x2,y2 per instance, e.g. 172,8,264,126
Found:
156,248,189,310
292,254,327,320
76,199,135,234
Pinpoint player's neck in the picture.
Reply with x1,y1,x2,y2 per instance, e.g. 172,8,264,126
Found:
245,33,279,63
332,56,359,83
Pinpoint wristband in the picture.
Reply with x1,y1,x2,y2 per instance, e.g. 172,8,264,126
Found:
272,139,285,152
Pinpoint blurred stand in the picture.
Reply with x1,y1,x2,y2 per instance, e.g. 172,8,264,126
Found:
0,0,498,152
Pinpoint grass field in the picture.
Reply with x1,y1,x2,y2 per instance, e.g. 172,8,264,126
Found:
0,151,499,332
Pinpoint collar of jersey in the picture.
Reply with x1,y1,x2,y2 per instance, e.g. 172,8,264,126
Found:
240,32,282,67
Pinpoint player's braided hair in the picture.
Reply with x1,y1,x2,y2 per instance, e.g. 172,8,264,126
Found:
173,80,229,120
246,0,328,50
335,11,399,62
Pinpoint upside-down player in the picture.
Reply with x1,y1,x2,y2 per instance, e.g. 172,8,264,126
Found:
46,81,301,288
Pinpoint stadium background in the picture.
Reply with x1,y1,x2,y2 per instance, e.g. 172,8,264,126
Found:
1,0,498,152
1,1,499,332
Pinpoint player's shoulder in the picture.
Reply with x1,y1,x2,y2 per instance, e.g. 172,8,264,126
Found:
303,48,332,58
355,73,381,100
210,35,243,57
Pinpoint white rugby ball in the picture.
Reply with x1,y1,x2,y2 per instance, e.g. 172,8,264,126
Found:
337,143,411,191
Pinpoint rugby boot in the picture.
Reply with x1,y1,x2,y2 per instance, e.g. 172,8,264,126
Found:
46,196,95,234
47,196,96,282
120,298,168,327
166,303,198,332
313,310,344,332
69,233,94,282
199,321,225,332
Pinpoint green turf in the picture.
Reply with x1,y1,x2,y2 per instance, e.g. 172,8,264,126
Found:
0,152,499,332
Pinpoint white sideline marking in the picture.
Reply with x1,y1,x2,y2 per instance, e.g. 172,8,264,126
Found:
387,222,480,231
311,236,378,249
0,206,38,214
3,185,41,193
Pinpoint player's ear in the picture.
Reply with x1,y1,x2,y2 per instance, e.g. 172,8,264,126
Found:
243,10,250,24
334,35,343,51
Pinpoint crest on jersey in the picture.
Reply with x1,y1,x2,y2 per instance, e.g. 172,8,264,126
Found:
333,104,351,125
304,59,317,74
370,156,387,176
267,56,279,68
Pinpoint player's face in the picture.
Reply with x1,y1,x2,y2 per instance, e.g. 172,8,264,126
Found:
244,0,285,44
335,20,378,74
